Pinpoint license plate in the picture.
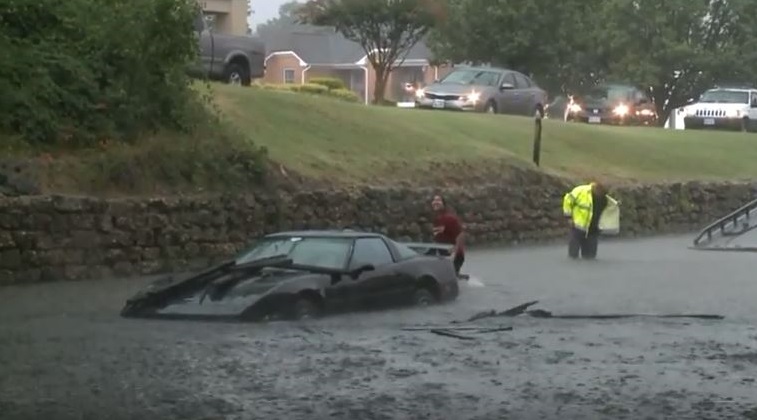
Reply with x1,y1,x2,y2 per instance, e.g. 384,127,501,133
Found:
432,99,445,109
704,118,715,125
588,116,601,123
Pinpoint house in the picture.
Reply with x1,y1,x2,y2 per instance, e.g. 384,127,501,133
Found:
259,25,453,104
201,0,248,36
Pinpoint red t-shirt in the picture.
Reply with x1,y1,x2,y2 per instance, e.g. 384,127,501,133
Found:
433,211,464,254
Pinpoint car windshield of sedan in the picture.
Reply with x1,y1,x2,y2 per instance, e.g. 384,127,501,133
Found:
699,90,749,104
234,237,352,270
440,69,500,86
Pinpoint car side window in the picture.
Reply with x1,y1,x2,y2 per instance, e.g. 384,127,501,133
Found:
502,72,516,87
473,71,499,87
513,73,531,88
349,238,394,269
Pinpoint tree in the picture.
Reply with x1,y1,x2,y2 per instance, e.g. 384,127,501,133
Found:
297,0,447,104
256,0,302,36
426,0,607,96
596,0,757,124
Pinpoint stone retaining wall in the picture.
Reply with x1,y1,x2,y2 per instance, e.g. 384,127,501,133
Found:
0,175,755,285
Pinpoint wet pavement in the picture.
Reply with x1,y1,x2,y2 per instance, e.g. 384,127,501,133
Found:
2,234,757,420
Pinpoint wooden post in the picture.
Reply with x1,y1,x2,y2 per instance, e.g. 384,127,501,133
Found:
532,111,543,166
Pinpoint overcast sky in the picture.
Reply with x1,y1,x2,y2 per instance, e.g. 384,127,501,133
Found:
249,0,302,31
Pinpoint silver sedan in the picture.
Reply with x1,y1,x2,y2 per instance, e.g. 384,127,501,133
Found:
415,66,548,118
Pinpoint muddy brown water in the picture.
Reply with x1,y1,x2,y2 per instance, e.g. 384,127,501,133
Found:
1,234,757,420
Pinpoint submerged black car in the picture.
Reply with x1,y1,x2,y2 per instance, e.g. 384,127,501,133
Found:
565,83,657,125
120,230,460,322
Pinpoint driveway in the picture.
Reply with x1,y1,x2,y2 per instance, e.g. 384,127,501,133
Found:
1,234,756,420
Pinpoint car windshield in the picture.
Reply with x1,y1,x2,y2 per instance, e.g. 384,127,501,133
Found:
585,85,633,102
440,69,500,86
699,90,749,104
234,236,352,270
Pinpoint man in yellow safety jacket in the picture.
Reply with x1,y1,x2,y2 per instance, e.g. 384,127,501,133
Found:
562,182,620,259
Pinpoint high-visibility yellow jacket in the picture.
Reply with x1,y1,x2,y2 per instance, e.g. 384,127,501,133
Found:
562,183,620,235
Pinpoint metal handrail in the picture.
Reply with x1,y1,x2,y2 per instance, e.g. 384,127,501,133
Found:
692,197,757,248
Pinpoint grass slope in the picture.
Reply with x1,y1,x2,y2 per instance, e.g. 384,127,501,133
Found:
215,83,757,185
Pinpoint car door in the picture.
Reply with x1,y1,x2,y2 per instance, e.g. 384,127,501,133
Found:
512,72,535,115
496,72,519,115
346,237,403,307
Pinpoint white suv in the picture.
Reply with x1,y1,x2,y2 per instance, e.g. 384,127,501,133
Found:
684,87,757,132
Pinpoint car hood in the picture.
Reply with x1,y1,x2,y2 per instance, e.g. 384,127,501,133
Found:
424,83,487,95
121,258,323,319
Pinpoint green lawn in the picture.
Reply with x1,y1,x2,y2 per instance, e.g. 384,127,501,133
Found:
214,83,757,184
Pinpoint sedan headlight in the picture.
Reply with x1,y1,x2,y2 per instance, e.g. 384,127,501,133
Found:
415,88,425,99
466,91,481,103
636,109,654,116
613,104,629,116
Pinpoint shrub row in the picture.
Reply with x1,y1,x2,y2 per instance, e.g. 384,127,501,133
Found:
255,77,361,103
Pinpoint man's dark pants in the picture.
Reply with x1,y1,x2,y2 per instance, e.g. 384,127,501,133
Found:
568,227,599,260
453,253,465,274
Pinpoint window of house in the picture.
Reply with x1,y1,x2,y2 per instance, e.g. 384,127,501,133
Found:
283,68,295,84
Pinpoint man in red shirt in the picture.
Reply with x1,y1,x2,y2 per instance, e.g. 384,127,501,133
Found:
431,195,465,274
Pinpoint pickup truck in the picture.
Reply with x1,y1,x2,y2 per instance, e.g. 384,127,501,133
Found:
190,13,265,86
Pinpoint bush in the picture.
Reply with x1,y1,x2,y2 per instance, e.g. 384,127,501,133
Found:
309,77,347,91
0,0,203,147
259,83,294,92
293,83,330,95
329,89,361,103
254,82,361,103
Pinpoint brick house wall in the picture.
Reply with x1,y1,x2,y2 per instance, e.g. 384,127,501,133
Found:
262,53,305,84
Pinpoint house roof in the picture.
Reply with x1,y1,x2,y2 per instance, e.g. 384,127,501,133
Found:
260,24,434,66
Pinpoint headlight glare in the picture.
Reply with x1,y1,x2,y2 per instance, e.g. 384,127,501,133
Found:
613,104,629,116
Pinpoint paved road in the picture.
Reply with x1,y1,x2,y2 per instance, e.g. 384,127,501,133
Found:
2,234,757,420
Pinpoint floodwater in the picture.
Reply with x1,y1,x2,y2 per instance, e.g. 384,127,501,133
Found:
2,234,757,420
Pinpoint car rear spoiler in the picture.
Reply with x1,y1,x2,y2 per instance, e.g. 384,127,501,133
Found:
402,242,454,256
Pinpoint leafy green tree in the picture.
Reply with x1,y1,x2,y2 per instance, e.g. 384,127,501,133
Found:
298,0,447,104
597,0,757,124
256,0,302,36
427,0,607,96
0,0,202,145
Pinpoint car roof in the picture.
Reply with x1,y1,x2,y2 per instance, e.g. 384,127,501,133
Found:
707,85,755,92
452,65,512,73
264,230,386,239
